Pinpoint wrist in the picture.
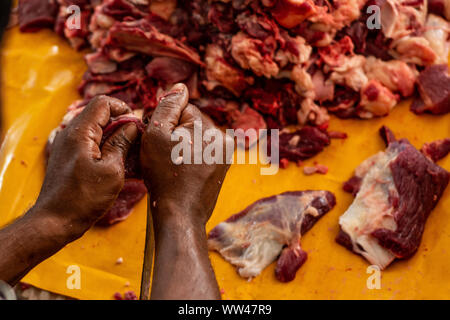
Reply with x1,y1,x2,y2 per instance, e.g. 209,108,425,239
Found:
151,199,207,238
28,203,90,245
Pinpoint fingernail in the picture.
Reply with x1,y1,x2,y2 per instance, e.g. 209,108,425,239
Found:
159,83,185,101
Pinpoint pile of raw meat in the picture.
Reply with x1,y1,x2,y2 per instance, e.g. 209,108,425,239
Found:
16,0,450,226
18,0,450,159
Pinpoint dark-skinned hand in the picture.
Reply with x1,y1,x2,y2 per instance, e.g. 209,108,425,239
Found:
35,95,139,238
141,83,232,228
140,83,231,300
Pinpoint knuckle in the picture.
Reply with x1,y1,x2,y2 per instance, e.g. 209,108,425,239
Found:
88,95,110,111
107,133,132,153
91,95,109,105
64,127,81,145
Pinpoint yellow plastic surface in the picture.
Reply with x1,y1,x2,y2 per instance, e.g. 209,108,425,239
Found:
0,28,449,300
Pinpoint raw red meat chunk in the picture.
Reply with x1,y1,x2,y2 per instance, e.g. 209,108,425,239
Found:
411,65,450,115
208,190,336,282
18,0,58,32
337,127,449,269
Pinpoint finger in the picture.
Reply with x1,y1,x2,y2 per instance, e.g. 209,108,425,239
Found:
178,104,216,131
72,96,132,145
149,83,189,135
102,122,139,164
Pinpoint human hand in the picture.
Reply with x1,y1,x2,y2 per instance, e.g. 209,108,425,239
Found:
140,83,231,229
34,96,139,239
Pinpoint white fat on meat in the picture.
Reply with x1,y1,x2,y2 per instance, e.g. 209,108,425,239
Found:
208,191,330,279
424,14,450,64
291,65,315,98
381,0,427,40
329,55,368,92
391,36,438,66
364,56,417,97
275,36,312,67
338,149,400,269
231,32,279,78
359,80,398,118
297,98,330,126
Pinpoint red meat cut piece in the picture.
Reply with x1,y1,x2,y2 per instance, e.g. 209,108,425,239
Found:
337,126,450,269
421,138,450,163
18,0,58,32
231,104,267,149
106,18,204,66
208,190,336,282
271,0,317,28
270,127,331,163
96,179,147,226
411,64,450,115
145,57,196,85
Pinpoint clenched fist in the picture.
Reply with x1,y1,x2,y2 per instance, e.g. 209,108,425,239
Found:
35,96,139,238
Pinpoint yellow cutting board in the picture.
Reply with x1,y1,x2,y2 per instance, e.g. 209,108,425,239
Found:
0,28,449,300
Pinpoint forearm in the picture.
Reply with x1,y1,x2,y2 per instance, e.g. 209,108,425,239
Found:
151,204,221,300
0,206,80,286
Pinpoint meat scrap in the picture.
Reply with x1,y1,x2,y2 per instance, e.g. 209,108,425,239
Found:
411,64,450,115
18,0,57,32
47,106,147,226
208,190,336,282
421,138,450,162
106,18,204,66
270,127,331,163
337,126,450,269
303,163,328,175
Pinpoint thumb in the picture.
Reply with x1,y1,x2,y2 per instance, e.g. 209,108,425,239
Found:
102,122,139,163
149,83,189,134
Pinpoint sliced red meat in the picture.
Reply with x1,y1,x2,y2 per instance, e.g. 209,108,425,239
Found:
96,179,147,226
421,138,450,162
101,0,146,20
208,2,237,34
411,64,450,115
271,0,317,28
231,104,267,149
235,11,280,41
208,190,336,282
270,127,331,163
244,87,280,116
145,57,195,85
337,127,450,269
18,0,58,32
85,51,118,74
106,18,204,66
